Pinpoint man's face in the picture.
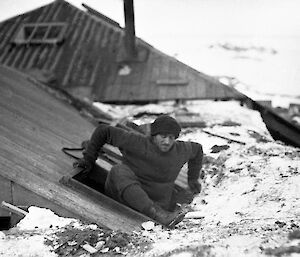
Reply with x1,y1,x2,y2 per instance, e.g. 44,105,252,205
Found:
153,134,176,152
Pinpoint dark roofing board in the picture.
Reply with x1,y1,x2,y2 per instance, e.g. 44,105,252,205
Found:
0,0,245,103
0,65,147,231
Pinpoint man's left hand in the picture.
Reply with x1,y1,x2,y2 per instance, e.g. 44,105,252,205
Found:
188,179,201,194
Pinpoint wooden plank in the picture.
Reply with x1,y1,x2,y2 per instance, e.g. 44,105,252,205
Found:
0,109,73,155
60,177,148,222
0,128,70,180
10,182,82,226
176,64,189,99
202,129,246,145
144,52,160,101
0,85,92,143
0,103,77,150
0,68,94,141
157,57,172,100
1,201,28,217
82,3,120,27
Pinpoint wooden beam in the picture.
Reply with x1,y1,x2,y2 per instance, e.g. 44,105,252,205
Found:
1,201,28,217
202,129,246,145
60,176,148,222
82,3,120,27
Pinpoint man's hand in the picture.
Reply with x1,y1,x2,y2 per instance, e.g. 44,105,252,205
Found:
188,179,202,194
73,158,93,176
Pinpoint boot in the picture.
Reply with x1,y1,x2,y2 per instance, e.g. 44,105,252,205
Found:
145,204,186,229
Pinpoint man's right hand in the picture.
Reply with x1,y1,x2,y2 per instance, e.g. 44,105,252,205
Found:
188,179,202,194
73,158,93,175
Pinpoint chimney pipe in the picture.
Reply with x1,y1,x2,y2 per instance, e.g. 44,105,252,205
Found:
123,0,137,59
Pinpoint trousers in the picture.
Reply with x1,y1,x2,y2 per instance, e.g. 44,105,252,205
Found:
104,163,193,213
104,163,154,213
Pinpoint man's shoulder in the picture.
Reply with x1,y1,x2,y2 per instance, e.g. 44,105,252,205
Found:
175,140,202,151
176,139,201,145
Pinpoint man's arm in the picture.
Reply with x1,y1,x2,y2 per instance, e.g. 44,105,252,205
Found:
83,123,148,163
187,142,203,194
74,124,136,174
83,124,136,163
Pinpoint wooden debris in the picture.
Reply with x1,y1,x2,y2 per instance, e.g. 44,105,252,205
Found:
202,129,246,145
1,201,28,217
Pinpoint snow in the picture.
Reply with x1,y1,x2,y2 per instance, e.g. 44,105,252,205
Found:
17,206,77,230
1,100,300,257
0,235,56,257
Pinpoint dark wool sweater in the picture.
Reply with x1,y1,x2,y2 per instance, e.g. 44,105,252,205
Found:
84,124,203,204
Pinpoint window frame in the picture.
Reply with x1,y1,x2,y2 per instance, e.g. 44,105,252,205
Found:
12,22,67,45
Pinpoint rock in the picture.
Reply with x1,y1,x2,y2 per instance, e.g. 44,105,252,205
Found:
275,221,286,228
210,144,230,153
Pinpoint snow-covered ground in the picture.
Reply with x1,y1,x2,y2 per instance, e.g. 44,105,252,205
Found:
1,100,299,257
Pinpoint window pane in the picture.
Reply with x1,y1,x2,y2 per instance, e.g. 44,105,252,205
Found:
24,26,35,39
46,25,62,39
32,26,48,40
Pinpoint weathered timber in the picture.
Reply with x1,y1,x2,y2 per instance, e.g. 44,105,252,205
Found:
1,201,28,217
202,129,246,145
60,176,148,223
0,65,148,231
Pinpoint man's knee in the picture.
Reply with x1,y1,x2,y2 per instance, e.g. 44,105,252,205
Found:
108,164,136,183
105,164,139,201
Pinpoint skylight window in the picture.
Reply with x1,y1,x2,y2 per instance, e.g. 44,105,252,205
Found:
12,22,67,45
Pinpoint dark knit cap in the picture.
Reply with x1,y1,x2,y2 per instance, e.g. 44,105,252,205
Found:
151,115,181,138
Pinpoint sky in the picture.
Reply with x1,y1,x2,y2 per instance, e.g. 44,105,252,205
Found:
1,0,300,97
1,0,300,37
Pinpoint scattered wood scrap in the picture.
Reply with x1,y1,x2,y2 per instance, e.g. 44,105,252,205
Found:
44,223,150,256
202,129,246,145
1,201,28,217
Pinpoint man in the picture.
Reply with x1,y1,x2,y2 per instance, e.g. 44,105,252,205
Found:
74,115,203,228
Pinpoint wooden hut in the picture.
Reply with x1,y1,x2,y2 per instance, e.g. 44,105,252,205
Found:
0,0,245,103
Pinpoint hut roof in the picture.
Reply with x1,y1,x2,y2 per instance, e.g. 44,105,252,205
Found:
0,0,245,103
